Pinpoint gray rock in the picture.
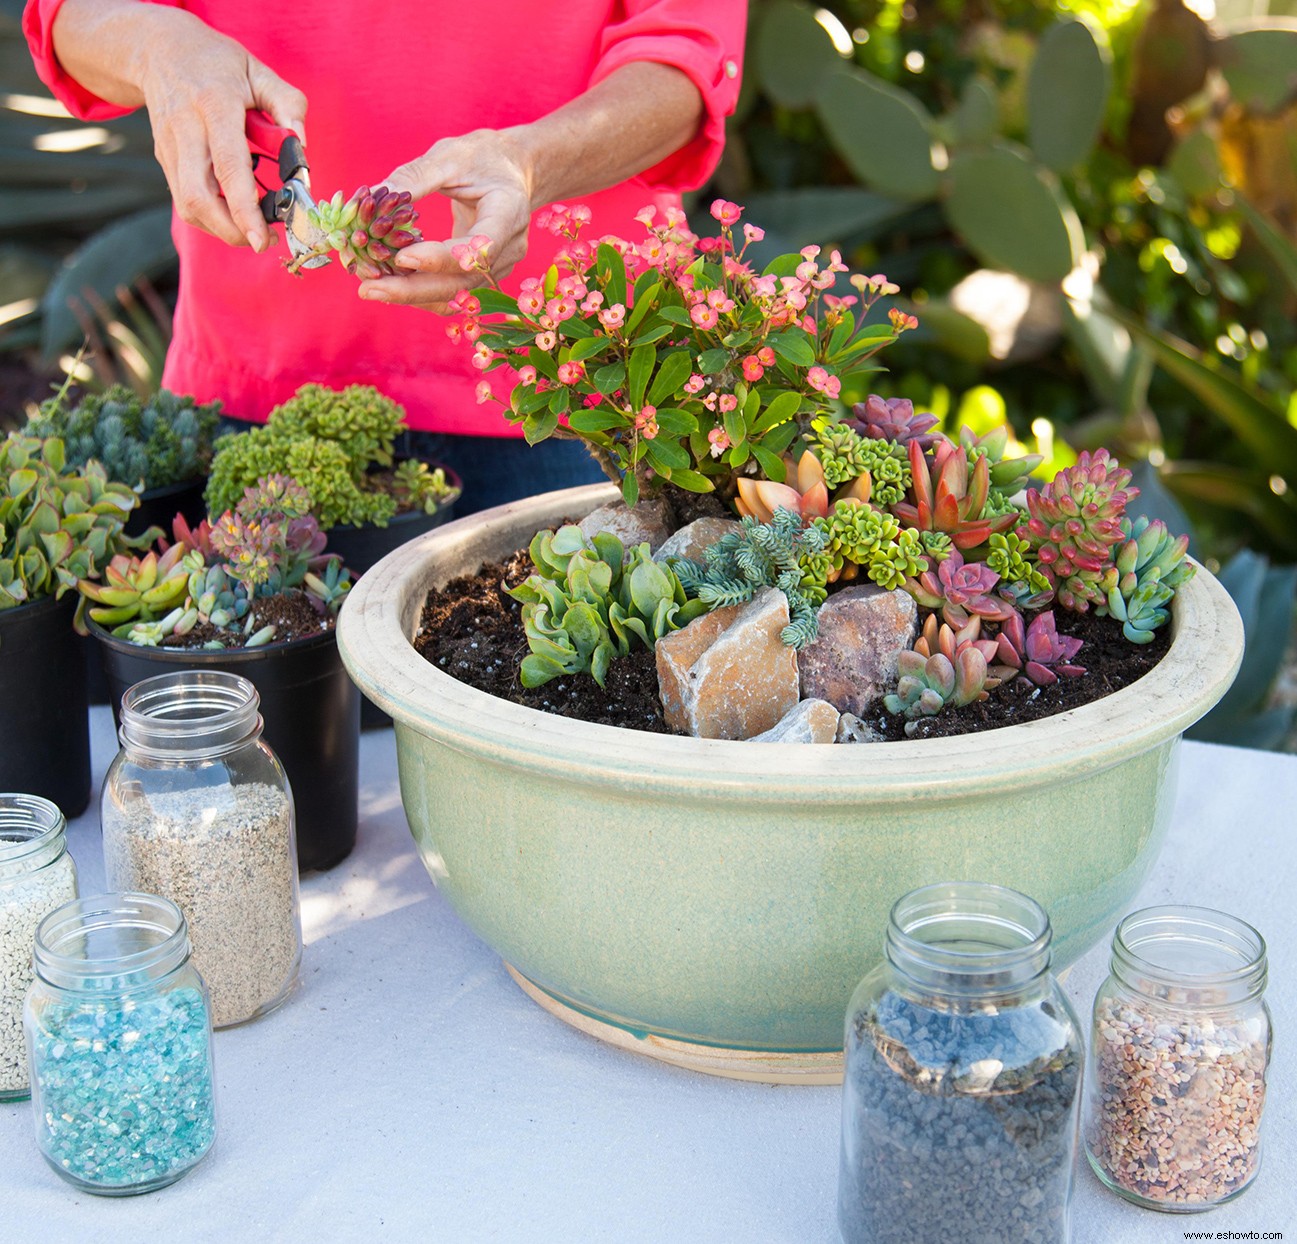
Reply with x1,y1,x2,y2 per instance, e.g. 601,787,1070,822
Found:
750,698,840,743
578,497,673,553
656,587,800,739
800,585,918,717
652,517,741,566
836,713,884,744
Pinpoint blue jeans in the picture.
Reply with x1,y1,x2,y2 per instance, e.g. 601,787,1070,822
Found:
398,432,609,516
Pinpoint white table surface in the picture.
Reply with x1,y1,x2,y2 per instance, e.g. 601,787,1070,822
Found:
3,711,1293,1243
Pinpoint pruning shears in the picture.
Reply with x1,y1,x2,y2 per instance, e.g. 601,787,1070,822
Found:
245,109,330,269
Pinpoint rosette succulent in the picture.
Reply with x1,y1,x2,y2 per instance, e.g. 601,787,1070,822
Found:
1098,516,1195,643
991,611,1086,686
884,647,991,733
892,440,1018,550
77,544,191,636
903,548,1017,629
304,185,422,279
848,395,941,450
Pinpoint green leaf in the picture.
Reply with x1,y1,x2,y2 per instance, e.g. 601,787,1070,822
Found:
631,323,675,346
667,469,715,494
654,408,698,436
816,68,941,201
527,347,558,381
597,242,627,309
568,409,627,434
1160,462,1297,558
645,439,690,472
698,348,729,375
621,472,639,507
753,0,839,108
1026,20,1111,172
1103,305,1297,484
946,146,1083,283
523,410,559,444
648,349,694,406
750,444,787,481
547,388,571,415
771,330,816,367
750,390,802,436
568,336,611,363
1236,196,1297,299
1216,24,1297,113
723,402,745,446
474,288,519,315
658,306,694,327
625,280,661,335
592,362,626,395
627,343,656,409
949,75,1000,145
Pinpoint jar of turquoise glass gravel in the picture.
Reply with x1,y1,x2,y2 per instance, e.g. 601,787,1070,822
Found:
0,794,78,1101
24,892,217,1195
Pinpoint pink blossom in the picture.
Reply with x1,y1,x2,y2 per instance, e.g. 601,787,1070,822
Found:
742,223,765,245
750,274,778,299
710,199,743,226
757,346,776,366
718,394,738,413
889,308,919,332
471,342,495,371
663,206,687,229
462,318,482,343
807,366,841,398
598,303,626,330
702,393,718,412
474,381,493,405
823,294,858,312
741,355,764,382
557,361,586,385
707,427,731,458
535,330,557,351
706,288,736,313
684,374,706,395
634,205,657,227
518,289,545,316
800,245,821,261
634,404,659,439
569,205,592,227
690,303,719,330
447,290,481,315
451,234,492,273
796,259,819,283
546,296,577,322
580,291,605,314
517,365,538,386
445,322,464,344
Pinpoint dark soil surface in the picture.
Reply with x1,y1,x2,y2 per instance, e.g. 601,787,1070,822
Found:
160,589,332,649
414,540,1172,740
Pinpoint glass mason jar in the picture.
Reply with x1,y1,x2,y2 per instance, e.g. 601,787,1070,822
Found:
24,892,217,1195
1084,905,1271,1211
838,882,1084,1244
0,794,78,1101
101,671,302,1028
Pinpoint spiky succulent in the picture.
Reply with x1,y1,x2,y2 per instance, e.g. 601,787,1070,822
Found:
305,185,422,279
392,459,460,515
884,648,991,734
1018,449,1135,612
672,508,826,649
892,439,1018,550
509,525,704,686
991,610,1085,686
848,395,942,450
903,547,1017,629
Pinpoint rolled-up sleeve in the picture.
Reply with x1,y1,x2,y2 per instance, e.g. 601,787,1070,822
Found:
591,0,747,192
22,0,181,120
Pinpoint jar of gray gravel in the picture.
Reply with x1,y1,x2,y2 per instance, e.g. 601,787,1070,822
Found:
1084,905,1271,1212
101,671,301,1028
838,882,1083,1244
0,794,78,1100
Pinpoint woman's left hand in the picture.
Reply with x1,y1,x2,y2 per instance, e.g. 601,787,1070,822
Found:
358,129,535,312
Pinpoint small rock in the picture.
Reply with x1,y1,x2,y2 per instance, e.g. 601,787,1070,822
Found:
652,517,741,566
750,698,840,743
656,587,800,739
578,497,673,553
836,713,883,744
800,585,918,717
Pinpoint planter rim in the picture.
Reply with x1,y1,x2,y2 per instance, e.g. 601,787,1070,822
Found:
337,482,1244,802
0,591,72,626
89,616,338,662
326,458,464,535
139,476,205,500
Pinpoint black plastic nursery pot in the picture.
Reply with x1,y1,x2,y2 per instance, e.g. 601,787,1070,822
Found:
325,461,461,731
124,476,209,540
0,593,91,817
93,622,360,871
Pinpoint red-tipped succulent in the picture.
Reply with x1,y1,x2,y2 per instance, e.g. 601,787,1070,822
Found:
892,440,1019,550
991,610,1085,687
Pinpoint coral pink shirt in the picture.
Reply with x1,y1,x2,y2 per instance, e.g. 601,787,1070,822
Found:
24,0,745,432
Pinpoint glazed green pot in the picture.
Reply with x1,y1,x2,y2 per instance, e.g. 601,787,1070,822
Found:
337,483,1243,1082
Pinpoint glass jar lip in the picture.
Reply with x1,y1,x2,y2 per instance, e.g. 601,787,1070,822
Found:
0,793,66,863
34,891,189,986
886,881,1053,980
119,669,261,755
1113,904,1267,993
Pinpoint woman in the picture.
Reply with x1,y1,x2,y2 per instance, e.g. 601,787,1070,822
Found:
24,0,746,509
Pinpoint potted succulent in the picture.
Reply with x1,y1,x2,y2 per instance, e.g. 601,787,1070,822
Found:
0,433,140,815
337,204,1242,1080
80,475,360,871
26,382,224,537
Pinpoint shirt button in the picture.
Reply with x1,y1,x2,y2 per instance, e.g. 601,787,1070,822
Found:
724,60,738,78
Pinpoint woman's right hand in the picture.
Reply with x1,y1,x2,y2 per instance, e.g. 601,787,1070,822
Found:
52,1,307,252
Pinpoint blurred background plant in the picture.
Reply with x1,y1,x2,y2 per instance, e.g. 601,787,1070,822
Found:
3,0,1294,745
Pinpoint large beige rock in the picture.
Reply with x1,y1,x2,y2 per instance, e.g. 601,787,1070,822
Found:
750,698,840,744
652,517,741,566
578,497,673,553
657,587,800,739
800,585,918,717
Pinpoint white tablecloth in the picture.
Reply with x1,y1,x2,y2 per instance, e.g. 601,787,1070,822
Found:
3,711,1293,1243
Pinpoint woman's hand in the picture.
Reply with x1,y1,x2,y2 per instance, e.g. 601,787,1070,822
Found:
357,130,535,312
52,1,307,252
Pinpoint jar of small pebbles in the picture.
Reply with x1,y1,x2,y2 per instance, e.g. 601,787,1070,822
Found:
838,882,1084,1244
1084,904,1272,1212
0,794,78,1100
101,670,301,1028
24,891,216,1194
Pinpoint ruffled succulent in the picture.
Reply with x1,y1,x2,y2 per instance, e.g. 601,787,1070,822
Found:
867,527,927,591
884,648,991,734
673,508,826,649
306,185,422,279
847,395,942,450
985,531,1053,609
1018,449,1136,612
959,425,1043,492
991,610,1085,686
892,440,1018,550
919,530,954,562
813,501,900,579
811,425,911,504
903,547,1017,629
